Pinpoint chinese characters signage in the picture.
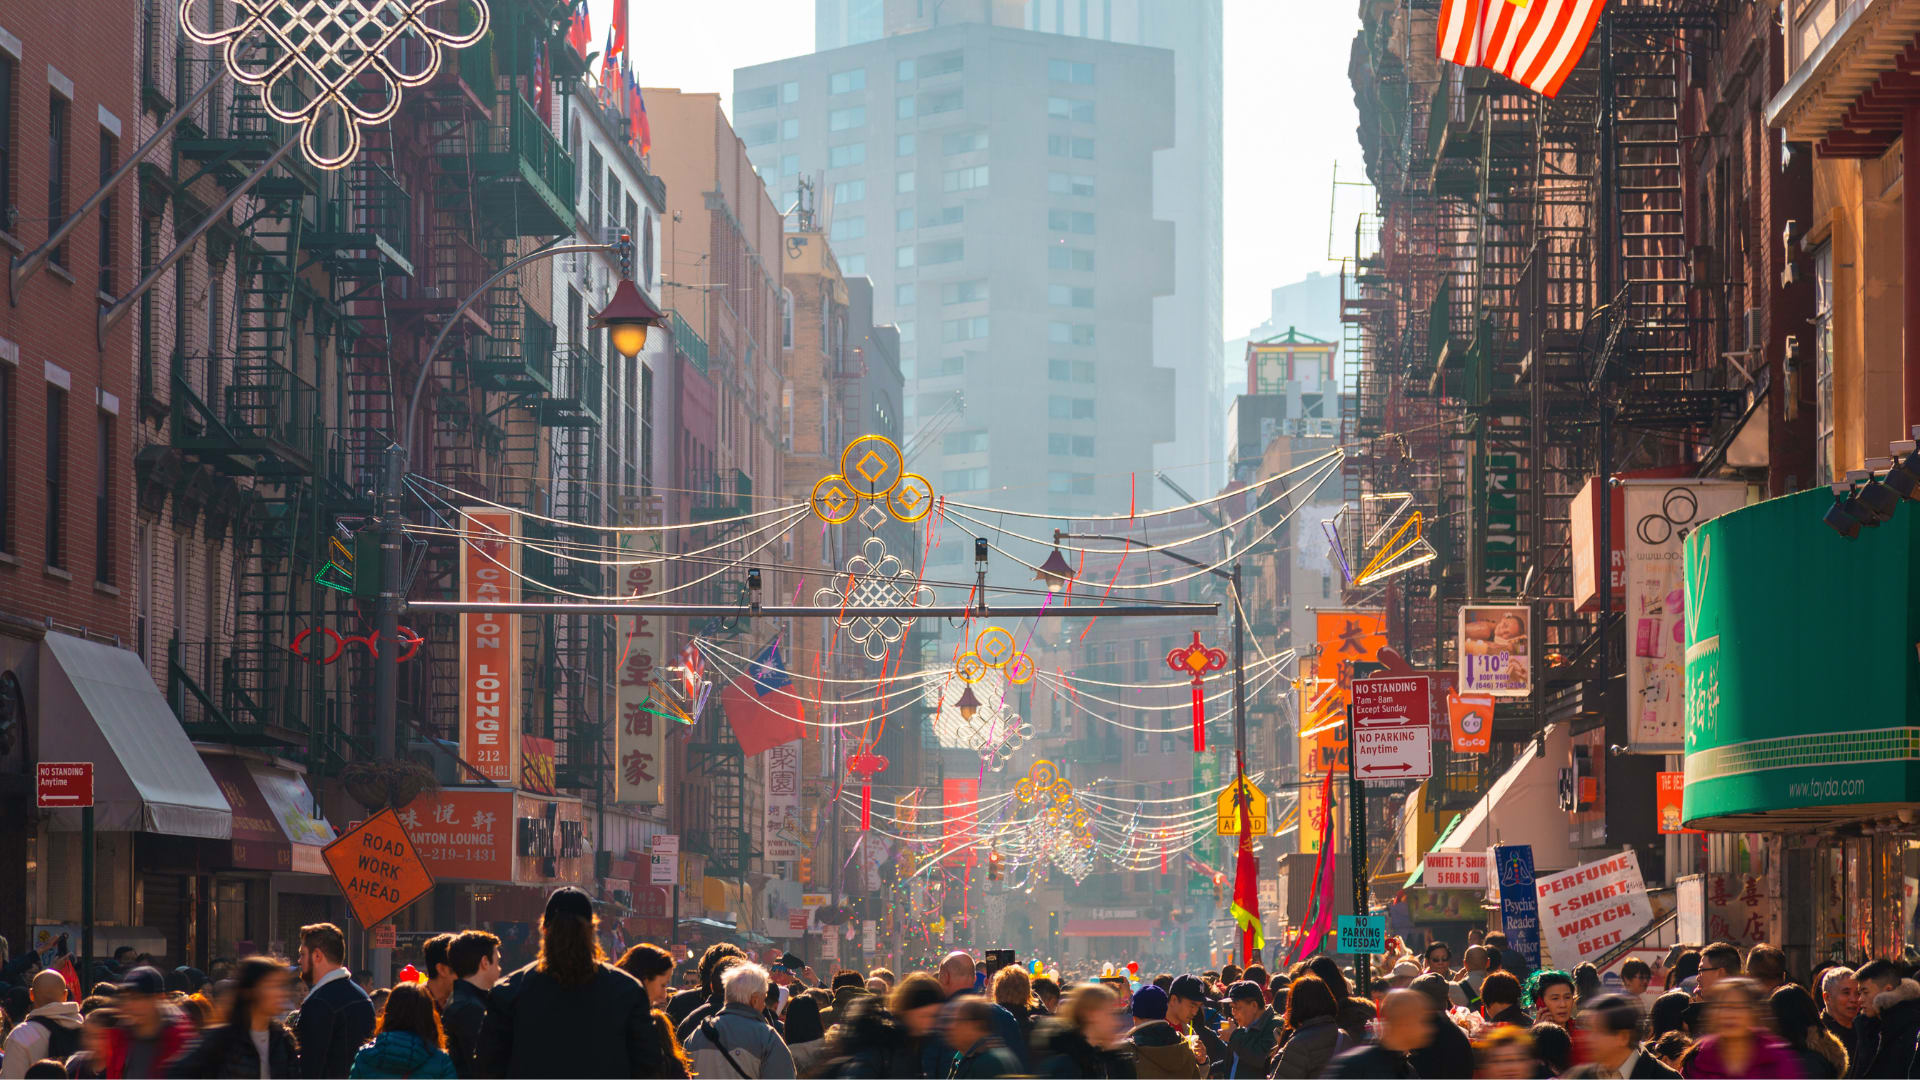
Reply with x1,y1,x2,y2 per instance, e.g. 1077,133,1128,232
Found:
763,740,803,862
459,509,520,784
1300,611,1386,775
1458,605,1530,697
615,497,668,805
395,789,585,885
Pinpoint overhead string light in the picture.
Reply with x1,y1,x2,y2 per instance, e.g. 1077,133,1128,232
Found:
408,473,808,531
937,448,1344,522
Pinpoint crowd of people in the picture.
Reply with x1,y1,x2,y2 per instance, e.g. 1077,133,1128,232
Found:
0,892,1915,1079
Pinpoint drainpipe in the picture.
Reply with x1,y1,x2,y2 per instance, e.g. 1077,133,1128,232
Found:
1906,107,1920,427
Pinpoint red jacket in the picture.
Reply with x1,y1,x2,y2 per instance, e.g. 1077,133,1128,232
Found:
101,1011,195,1078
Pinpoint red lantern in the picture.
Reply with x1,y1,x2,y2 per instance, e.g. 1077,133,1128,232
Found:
848,748,889,831
1167,631,1228,752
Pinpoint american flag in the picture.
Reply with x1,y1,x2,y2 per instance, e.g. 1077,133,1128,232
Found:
1437,0,1608,98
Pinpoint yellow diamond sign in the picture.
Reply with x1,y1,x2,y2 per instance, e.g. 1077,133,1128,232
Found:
1216,778,1269,836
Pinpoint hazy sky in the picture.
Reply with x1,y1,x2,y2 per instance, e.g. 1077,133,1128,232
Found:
590,0,1367,339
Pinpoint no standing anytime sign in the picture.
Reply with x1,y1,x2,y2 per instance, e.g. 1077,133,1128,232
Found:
1351,675,1433,782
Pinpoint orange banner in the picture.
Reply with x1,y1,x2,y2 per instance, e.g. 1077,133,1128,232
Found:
1299,612,1385,776
459,509,520,785
1447,690,1493,754
1656,771,1701,834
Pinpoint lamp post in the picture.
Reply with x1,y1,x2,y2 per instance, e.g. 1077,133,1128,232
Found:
1053,531,1251,962
371,235,660,768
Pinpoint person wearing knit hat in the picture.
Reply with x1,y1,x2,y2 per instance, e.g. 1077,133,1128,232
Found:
1125,985,1206,1078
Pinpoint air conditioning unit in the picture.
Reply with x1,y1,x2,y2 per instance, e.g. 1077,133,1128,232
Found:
1744,307,1764,352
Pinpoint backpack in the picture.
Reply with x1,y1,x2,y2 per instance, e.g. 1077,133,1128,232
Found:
32,1018,84,1061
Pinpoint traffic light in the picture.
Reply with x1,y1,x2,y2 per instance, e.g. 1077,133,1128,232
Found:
987,848,1002,881
798,856,812,884
616,232,634,278
1213,872,1225,902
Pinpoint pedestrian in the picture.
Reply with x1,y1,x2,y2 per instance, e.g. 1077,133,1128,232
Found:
1575,963,1604,1004
1029,981,1133,1079
346,984,454,1079
1221,979,1277,1079
782,993,828,1077
1852,959,1920,1079
1032,976,1062,1017
1747,946,1790,996
1565,993,1679,1079
668,945,745,1027
676,956,744,1041
1269,974,1347,1079
1530,1021,1572,1076
613,944,673,1010
1120,985,1202,1079
1323,988,1429,1079
1453,945,1493,1010
438,931,500,1079
682,962,795,1079
990,967,1038,1045
1528,969,1578,1027
1622,959,1656,1004
1385,962,1421,991
1481,970,1532,1028
814,995,907,1078
2,971,84,1079
1680,977,1800,1079
473,887,661,1077
97,967,195,1079
418,936,456,1011
819,971,871,1031
1648,1032,1694,1075
63,1008,114,1080
1306,955,1376,1042
1815,967,1862,1074
1407,972,1473,1078
165,957,299,1078
931,954,1026,1071
293,924,376,1080
1770,984,1848,1079
1649,990,1693,1040
1474,1025,1536,1079
1162,975,1226,1072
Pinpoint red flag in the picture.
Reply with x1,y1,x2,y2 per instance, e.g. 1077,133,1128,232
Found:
627,73,652,156
1437,0,1607,98
566,1,592,59
531,42,552,128
717,638,807,757
1230,773,1263,963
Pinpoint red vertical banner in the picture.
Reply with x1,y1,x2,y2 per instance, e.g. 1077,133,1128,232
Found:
459,509,520,785
942,777,979,866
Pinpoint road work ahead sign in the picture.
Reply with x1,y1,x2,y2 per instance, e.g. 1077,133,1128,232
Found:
322,807,435,928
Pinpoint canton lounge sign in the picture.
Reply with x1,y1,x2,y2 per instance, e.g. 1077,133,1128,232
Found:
459,509,520,785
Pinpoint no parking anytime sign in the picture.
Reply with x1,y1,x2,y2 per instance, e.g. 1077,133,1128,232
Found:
1351,675,1432,781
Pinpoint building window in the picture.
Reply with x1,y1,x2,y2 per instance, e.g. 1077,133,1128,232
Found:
896,244,915,269
94,411,112,584
941,316,988,343
1049,321,1095,346
782,117,799,140
942,131,988,155
942,280,988,305
828,142,866,168
1048,209,1095,234
587,147,603,234
1047,135,1095,160
0,52,13,229
933,355,967,376
45,384,65,568
830,68,866,94
896,321,915,343
737,85,779,111
0,367,10,553
1049,171,1095,197
942,467,989,491
98,130,118,294
1047,471,1096,494
921,88,963,115
1048,59,1095,84
1049,284,1094,308
1047,434,1096,456
922,50,964,77
741,122,777,147
829,105,866,131
897,58,917,82
1048,246,1095,272
841,254,866,275
829,215,865,243
942,165,988,192
944,430,988,454
781,154,800,176
833,179,865,205
895,282,916,305
1814,242,1834,485
922,239,963,265
896,170,916,194
1047,96,1095,122
782,288,794,349
896,133,916,156
48,92,70,267
782,80,800,103
897,95,916,120
927,205,963,227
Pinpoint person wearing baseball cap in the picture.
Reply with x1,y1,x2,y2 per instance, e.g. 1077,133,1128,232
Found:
473,887,665,1077
98,966,195,1078
1167,975,1229,1072
1125,984,1207,1078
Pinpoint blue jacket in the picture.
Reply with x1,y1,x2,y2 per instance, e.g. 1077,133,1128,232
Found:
348,1032,457,1079
918,994,1028,1075
296,974,376,1079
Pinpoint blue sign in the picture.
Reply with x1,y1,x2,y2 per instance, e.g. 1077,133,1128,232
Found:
1336,915,1386,955
1494,844,1542,972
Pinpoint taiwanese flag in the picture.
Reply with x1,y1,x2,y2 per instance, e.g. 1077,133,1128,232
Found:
1229,770,1264,962
719,637,807,757
530,41,552,128
626,71,652,156
566,0,592,60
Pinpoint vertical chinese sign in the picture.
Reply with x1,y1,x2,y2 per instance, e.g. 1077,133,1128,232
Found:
763,740,803,862
1622,481,1747,749
615,497,667,805
460,509,520,785
1299,611,1385,778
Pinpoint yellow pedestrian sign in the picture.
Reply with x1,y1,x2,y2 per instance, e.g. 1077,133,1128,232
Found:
1216,779,1268,836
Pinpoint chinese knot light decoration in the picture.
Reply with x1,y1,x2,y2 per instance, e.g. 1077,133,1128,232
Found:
1168,630,1227,752
847,747,889,831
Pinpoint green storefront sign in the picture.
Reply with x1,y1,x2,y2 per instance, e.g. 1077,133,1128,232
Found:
1683,488,1920,824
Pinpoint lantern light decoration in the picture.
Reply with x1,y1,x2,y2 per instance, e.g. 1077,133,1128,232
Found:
1035,547,1077,592
1012,760,1096,884
847,747,889,832
590,276,668,359
1167,630,1228,752
955,684,982,721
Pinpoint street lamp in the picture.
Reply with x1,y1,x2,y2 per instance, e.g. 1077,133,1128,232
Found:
1035,548,1077,592
592,277,667,360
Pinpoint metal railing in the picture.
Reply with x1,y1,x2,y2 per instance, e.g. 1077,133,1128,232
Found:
671,309,710,375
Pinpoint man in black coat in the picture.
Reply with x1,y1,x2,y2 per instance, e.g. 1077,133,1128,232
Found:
474,888,660,1078
1324,990,1429,1079
1407,974,1474,1079
1224,980,1280,1078
1855,959,1920,1079
440,930,502,1079
292,923,375,1080
1565,994,1680,1079
666,942,746,1027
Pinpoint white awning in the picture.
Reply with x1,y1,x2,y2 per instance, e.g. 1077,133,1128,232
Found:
1432,721,1575,872
38,632,231,839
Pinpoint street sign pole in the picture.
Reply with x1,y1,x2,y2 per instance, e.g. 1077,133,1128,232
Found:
1347,702,1369,998
81,804,93,986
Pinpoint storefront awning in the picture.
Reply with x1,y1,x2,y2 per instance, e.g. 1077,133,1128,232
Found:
200,753,334,873
1062,919,1155,937
38,632,230,839
1431,722,1575,872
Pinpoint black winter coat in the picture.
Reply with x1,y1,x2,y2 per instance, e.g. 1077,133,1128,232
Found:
473,961,660,1079
1407,1009,1473,1079
1031,1019,1137,1079
167,1021,300,1079
440,980,488,1078
295,974,376,1080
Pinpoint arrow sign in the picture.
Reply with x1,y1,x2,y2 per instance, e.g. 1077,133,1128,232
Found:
1351,675,1433,781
